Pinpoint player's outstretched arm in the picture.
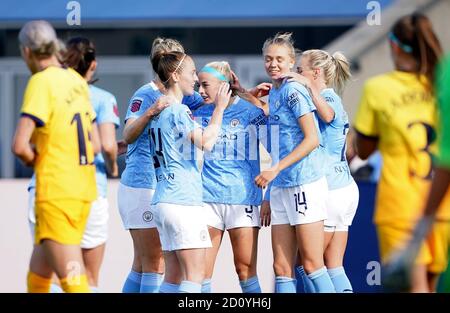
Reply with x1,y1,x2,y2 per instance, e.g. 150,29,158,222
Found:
123,95,172,144
281,72,335,123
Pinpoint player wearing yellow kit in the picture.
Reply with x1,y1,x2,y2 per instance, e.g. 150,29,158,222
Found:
12,20,99,293
354,14,448,292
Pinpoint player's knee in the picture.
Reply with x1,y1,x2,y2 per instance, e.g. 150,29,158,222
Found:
273,260,292,277
84,268,97,287
324,250,341,269
302,259,324,274
234,260,255,280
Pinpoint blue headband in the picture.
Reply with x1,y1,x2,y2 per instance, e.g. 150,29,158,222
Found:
199,66,229,82
389,32,413,53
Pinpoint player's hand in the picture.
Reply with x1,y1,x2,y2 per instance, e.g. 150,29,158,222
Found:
117,140,128,156
381,216,434,292
381,247,415,292
149,95,173,116
281,72,311,89
230,70,245,93
255,166,280,188
215,82,232,111
260,200,271,227
248,82,272,98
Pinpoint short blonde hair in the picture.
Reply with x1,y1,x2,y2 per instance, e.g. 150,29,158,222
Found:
18,20,59,58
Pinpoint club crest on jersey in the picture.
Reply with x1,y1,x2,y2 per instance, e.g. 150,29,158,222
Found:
130,98,143,112
230,119,240,128
275,100,280,109
202,118,210,127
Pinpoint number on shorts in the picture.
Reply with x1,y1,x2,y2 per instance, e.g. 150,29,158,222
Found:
149,128,165,169
294,192,308,215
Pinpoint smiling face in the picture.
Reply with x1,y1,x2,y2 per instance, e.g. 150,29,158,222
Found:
198,72,222,104
264,44,295,81
176,56,198,96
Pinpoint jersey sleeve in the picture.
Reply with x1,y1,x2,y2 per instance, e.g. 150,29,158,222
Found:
323,92,339,123
354,81,379,138
20,74,52,127
285,83,315,119
97,93,120,128
437,57,450,168
174,105,201,137
88,102,97,123
125,93,155,122
182,91,204,111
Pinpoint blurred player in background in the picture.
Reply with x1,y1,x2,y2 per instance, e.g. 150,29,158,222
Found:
283,49,358,293
150,51,229,293
354,13,448,292
255,33,335,293
194,61,269,293
119,37,203,293
383,54,450,293
27,36,120,292
12,21,100,293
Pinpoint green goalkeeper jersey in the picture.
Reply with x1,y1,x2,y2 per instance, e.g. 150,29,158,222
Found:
437,56,450,168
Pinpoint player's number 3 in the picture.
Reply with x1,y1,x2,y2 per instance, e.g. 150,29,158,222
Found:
408,121,436,180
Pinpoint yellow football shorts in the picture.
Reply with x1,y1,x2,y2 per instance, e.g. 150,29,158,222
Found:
377,221,450,274
34,199,91,245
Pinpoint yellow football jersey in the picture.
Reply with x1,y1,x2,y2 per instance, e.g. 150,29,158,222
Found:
21,66,97,202
355,71,450,224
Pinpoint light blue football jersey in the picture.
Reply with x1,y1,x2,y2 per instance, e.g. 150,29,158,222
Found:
194,97,268,205
267,80,325,187
319,88,354,190
90,85,120,197
150,103,203,205
120,81,203,189
28,84,120,197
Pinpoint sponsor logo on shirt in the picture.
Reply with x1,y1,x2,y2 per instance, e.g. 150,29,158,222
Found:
250,114,267,126
288,92,300,109
130,98,142,112
269,115,280,122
